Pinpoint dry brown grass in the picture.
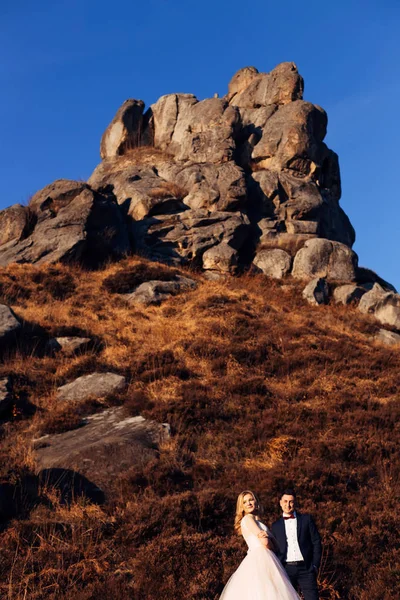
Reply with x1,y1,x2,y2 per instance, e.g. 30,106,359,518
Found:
148,181,188,200
0,258,398,598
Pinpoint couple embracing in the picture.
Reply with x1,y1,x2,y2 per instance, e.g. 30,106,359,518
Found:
220,488,322,600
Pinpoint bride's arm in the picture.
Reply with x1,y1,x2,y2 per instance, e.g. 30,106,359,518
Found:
241,515,271,547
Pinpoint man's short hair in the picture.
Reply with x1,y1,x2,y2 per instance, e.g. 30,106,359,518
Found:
280,487,296,498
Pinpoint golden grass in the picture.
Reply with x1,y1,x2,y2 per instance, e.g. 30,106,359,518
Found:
0,257,398,598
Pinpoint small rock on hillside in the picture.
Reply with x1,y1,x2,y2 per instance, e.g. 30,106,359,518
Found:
374,329,400,346
57,372,126,402
0,377,13,415
302,278,330,305
122,276,197,306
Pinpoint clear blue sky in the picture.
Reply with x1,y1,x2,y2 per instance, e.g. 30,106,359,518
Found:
1,0,399,289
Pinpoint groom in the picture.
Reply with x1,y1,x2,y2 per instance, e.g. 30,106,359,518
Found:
271,488,322,600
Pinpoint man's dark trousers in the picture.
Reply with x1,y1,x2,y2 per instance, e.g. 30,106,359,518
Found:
285,561,319,600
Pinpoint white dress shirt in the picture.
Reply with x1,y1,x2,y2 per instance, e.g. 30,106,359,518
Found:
283,511,304,562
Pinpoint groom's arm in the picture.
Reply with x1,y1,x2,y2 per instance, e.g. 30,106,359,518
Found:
309,515,322,570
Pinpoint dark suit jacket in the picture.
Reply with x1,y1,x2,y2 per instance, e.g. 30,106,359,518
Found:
271,512,322,571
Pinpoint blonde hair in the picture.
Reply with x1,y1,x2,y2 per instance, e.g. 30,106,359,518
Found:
234,490,263,534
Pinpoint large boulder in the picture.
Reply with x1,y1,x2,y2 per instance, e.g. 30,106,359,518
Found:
358,285,400,329
251,100,327,174
0,304,21,345
28,179,88,218
33,407,170,495
0,205,31,246
333,284,367,305
253,249,292,278
100,99,152,159
228,62,304,108
0,186,130,268
358,284,390,314
292,239,358,281
202,243,239,273
374,295,400,330
57,372,126,402
151,95,240,164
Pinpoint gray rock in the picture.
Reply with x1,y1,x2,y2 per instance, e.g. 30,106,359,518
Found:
57,372,126,402
374,295,400,330
253,249,292,278
358,285,400,329
285,221,319,235
151,93,198,151
29,179,88,219
0,377,12,415
292,238,358,281
229,62,303,108
122,276,197,306
202,243,238,273
100,99,152,159
302,278,330,305
164,161,247,212
33,407,170,494
0,205,31,246
0,304,21,344
251,101,327,173
227,66,260,103
151,95,239,164
374,329,400,346
358,284,389,314
133,209,251,266
48,337,92,357
0,187,130,268
333,284,367,305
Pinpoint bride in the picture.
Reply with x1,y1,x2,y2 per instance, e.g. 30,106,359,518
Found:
220,490,300,600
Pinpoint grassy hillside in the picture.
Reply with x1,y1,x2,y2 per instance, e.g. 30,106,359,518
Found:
0,259,398,599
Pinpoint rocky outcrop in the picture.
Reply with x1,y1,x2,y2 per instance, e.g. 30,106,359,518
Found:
0,60,394,317
57,372,126,402
0,185,130,268
132,209,251,267
33,407,170,495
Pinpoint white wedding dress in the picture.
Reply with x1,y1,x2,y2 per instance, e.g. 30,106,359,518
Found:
220,515,300,600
